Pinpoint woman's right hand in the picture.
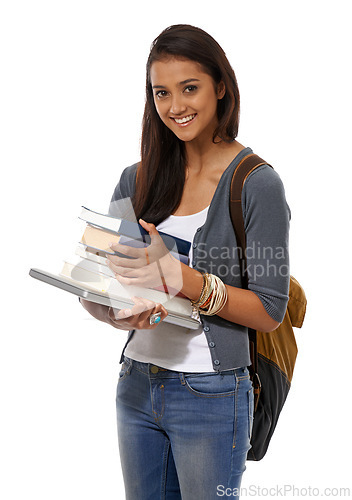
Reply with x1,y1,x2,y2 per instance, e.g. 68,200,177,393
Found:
107,296,168,330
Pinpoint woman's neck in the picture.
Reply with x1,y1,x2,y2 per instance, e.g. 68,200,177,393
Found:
185,139,245,175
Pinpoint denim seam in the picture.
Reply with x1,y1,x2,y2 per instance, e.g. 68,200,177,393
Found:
183,381,236,398
232,373,239,450
183,371,239,398
151,383,165,423
133,365,151,376
160,439,170,500
248,388,254,440
150,381,158,422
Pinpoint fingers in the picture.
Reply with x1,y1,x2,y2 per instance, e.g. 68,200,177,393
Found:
109,297,168,330
139,219,157,234
139,219,164,246
108,243,148,265
109,264,143,279
119,296,153,317
107,259,163,288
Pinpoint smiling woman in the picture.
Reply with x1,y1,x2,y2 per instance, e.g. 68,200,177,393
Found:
80,23,291,500
134,26,240,224
150,58,225,142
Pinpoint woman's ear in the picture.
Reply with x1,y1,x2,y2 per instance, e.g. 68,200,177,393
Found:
217,81,226,100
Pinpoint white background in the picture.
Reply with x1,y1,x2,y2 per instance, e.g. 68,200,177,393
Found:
1,0,351,498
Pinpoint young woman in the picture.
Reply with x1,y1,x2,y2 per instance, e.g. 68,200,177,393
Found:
81,24,290,500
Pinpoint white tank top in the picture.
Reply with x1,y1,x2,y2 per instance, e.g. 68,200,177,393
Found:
124,206,216,372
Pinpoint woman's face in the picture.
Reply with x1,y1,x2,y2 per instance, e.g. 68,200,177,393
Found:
150,57,225,144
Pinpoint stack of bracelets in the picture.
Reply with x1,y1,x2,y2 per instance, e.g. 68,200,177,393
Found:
191,272,228,316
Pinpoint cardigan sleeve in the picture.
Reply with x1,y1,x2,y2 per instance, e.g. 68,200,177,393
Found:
242,165,291,323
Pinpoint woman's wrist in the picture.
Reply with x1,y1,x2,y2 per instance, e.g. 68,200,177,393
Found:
179,263,205,302
191,273,228,316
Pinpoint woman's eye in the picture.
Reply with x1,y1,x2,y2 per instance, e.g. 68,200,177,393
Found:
184,85,197,93
155,90,168,99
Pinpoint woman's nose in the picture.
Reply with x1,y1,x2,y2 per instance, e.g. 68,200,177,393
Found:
170,95,186,115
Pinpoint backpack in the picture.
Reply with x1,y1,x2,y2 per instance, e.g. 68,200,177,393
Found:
230,153,307,461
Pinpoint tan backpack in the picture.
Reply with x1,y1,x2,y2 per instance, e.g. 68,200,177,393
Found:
230,153,307,461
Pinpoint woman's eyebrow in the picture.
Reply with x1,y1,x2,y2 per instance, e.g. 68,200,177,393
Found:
152,78,200,89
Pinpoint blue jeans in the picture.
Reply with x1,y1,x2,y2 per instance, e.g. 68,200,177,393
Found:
116,356,254,500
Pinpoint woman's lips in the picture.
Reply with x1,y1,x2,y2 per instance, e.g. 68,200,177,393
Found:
171,114,197,127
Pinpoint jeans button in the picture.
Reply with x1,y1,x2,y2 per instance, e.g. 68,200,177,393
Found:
151,366,159,374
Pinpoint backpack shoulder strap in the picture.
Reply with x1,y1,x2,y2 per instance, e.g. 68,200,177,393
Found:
230,153,272,408
230,153,272,272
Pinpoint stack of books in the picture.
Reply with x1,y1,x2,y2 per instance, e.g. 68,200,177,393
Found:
30,207,201,329
62,206,191,298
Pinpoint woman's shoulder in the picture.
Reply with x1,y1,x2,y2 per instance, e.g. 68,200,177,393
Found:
108,162,140,218
243,161,286,196
112,161,140,200
119,162,139,191
241,160,290,219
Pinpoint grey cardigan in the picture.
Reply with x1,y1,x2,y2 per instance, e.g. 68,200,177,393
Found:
109,147,290,371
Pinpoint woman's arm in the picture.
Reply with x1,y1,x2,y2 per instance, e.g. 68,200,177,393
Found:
106,166,289,332
179,166,289,332
79,299,116,326
179,265,280,332
107,231,281,333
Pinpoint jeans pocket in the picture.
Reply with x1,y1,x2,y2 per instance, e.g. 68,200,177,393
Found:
247,388,254,440
184,372,237,397
118,359,132,381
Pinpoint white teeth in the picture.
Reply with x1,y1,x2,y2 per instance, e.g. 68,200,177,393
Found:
174,114,195,124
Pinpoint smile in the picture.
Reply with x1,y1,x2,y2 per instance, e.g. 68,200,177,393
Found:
171,114,197,126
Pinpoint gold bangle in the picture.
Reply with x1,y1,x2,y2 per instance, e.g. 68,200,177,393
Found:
199,275,228,316
198,275,214,308
191,272,208,307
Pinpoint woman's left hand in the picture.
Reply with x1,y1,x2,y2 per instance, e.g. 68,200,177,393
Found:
106,219,182,291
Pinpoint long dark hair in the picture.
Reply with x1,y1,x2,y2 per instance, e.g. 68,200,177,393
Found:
134,24,240,225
